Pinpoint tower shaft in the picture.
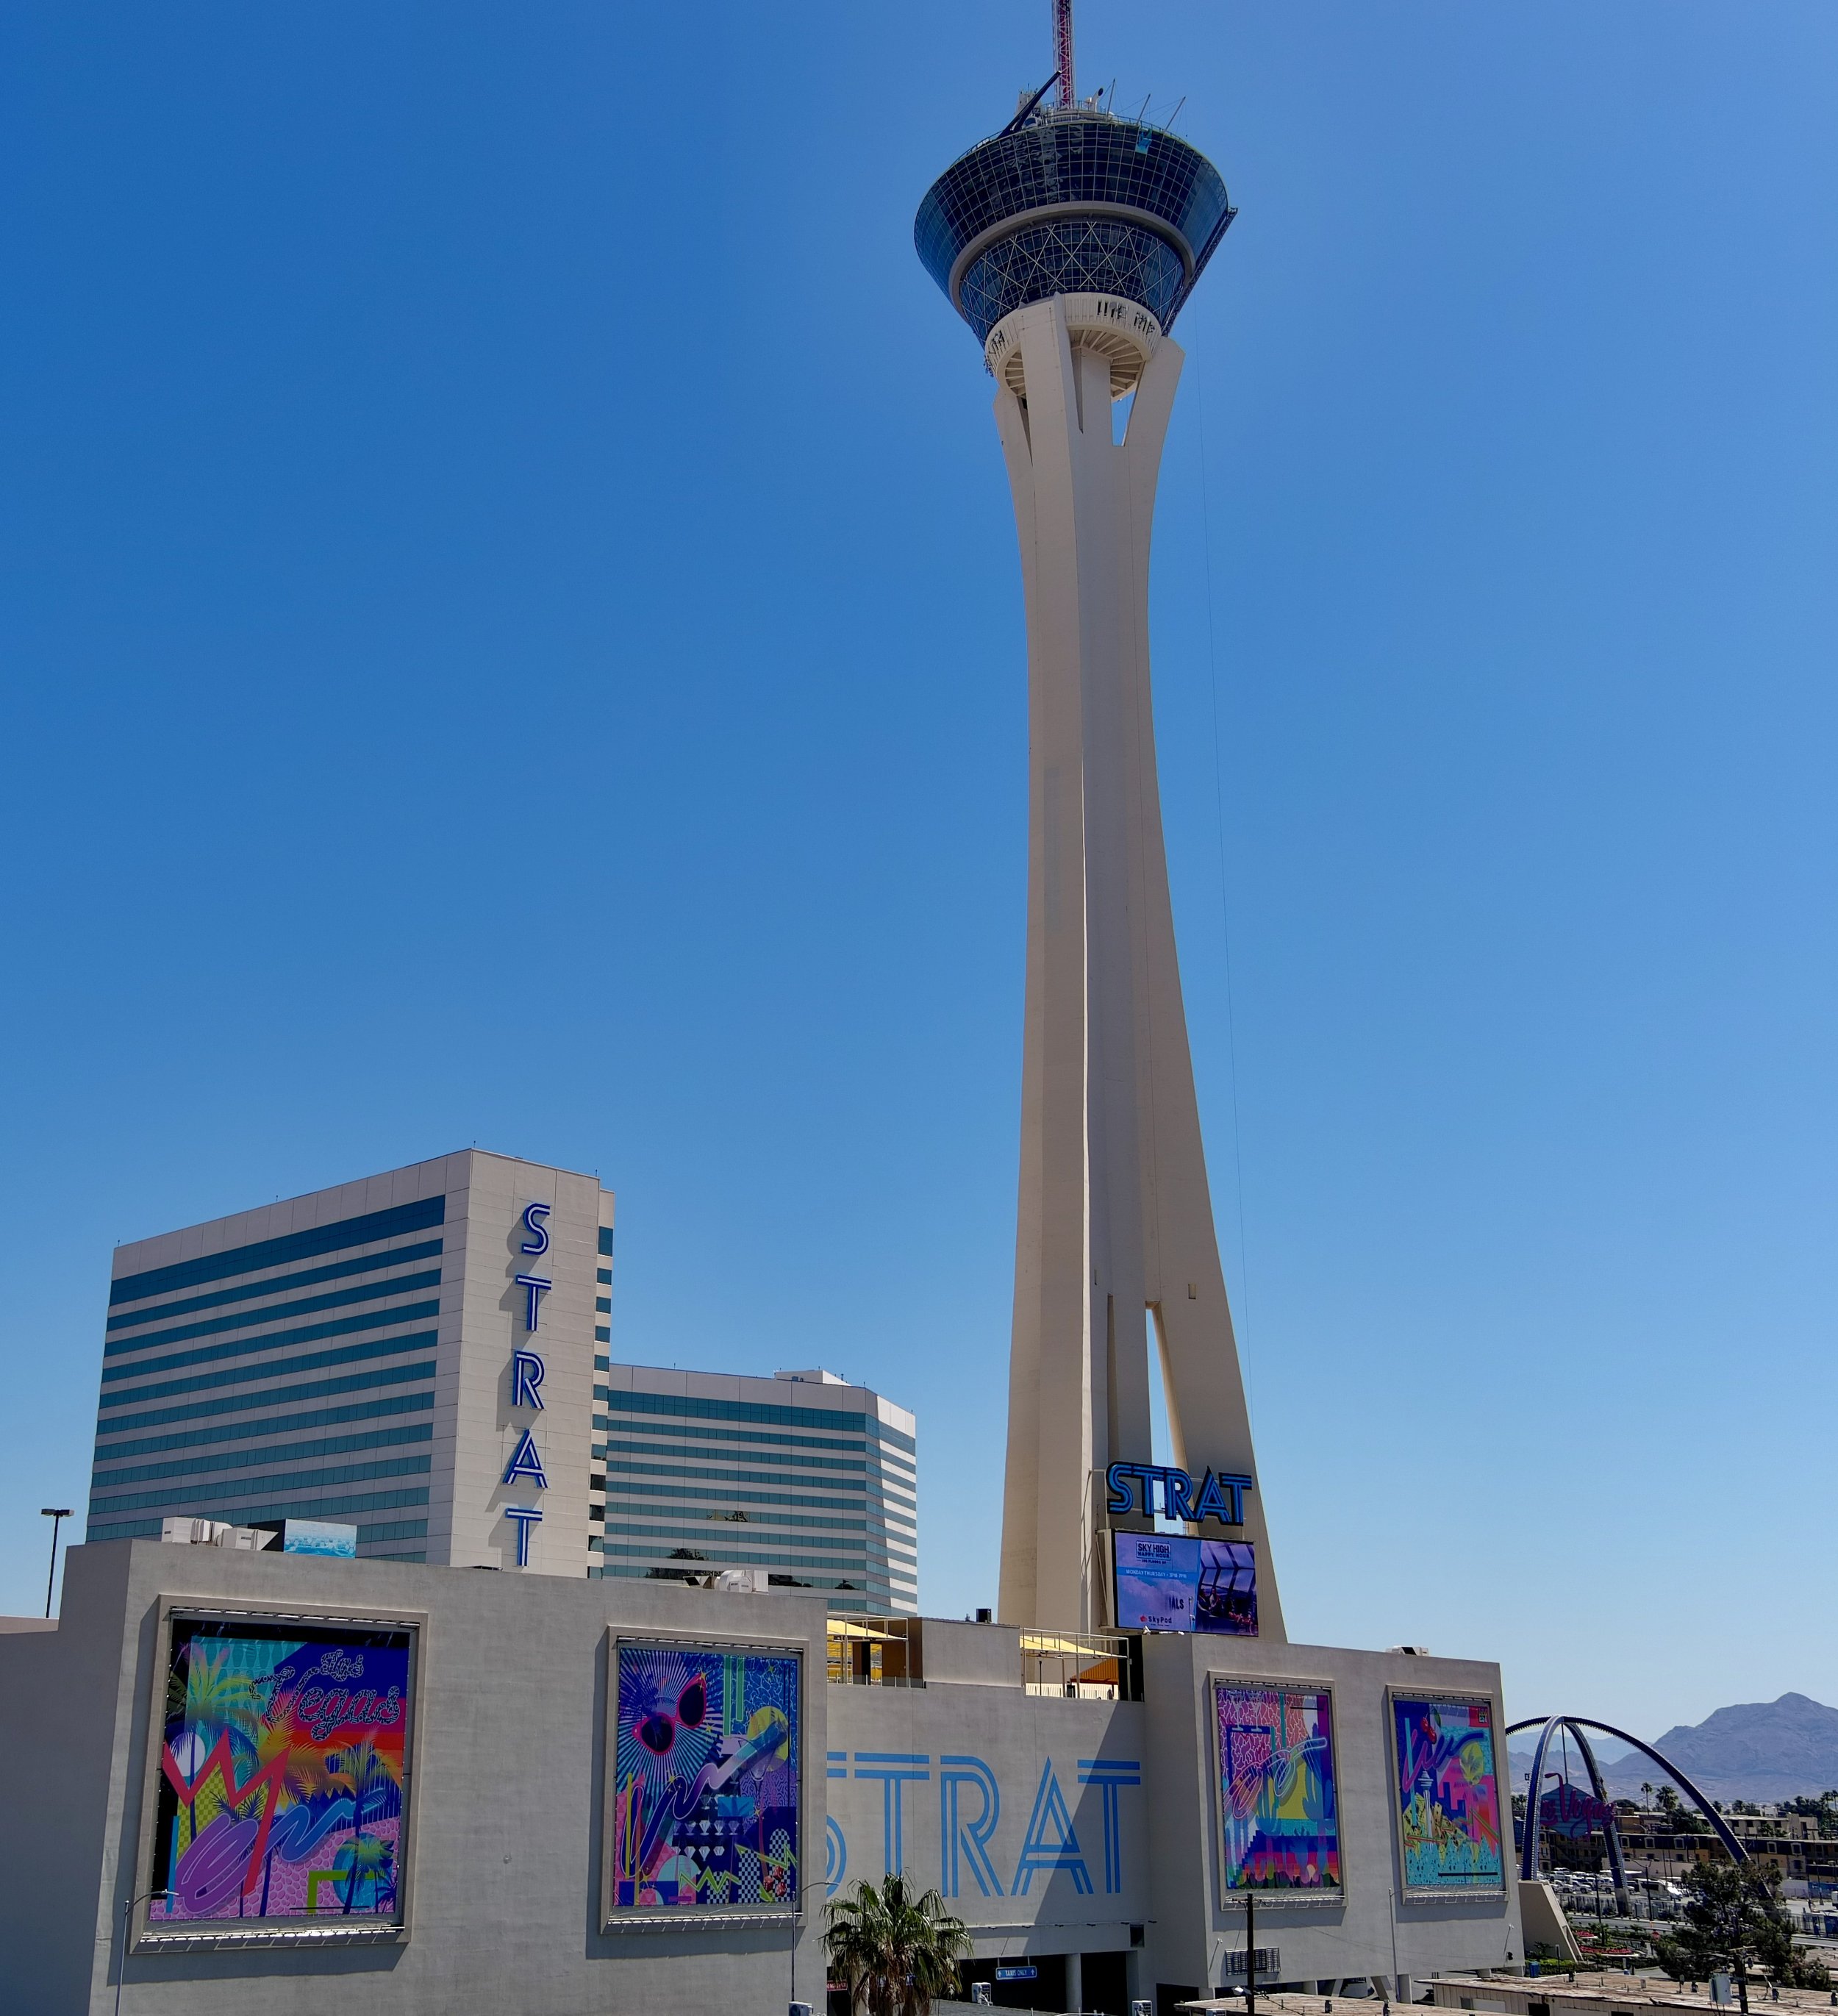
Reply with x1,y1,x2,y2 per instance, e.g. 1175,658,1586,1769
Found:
992,298,1283,1637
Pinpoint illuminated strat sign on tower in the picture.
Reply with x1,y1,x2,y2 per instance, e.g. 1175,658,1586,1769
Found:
915,2,1284,1634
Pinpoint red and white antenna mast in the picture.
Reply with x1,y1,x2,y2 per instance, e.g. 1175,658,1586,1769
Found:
1053,0,1076,108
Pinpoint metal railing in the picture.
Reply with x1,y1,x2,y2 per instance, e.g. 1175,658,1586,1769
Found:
1020,1627,1140,1701
826,1615,923,1687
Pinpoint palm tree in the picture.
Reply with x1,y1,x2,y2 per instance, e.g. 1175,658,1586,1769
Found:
330,1737,401,1912
249,1723,342,1917
170,1645,263,1856
285,1746,339,1809
825,1871,971,2016
333,1834,396,1915
249,1720,296,1917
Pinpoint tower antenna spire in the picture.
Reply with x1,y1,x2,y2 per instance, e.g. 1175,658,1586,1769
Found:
1053,0,1076,108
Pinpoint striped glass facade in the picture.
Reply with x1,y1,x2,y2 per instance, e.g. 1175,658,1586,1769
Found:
88,1197,445,1561
589,1373,918,1614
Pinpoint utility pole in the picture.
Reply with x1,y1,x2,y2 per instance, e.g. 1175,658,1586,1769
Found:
41,1506,72,1618
790,1876,828,2016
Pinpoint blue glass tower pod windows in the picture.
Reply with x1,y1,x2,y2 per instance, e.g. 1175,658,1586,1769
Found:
915,110,1235,344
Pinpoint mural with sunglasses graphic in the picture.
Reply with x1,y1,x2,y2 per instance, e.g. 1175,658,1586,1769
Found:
609,1643,800,1914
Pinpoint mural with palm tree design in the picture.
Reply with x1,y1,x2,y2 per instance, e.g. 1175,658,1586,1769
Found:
609,1642,799,1915
149,1615,414,1926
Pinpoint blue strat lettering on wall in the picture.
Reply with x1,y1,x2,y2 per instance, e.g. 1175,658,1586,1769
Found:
514,1273,551,1332
940,1756,1004,1897
1105,1460,1253,1526
1013,1760,1092,1895
511,1350,546,1409
504,1504,541,1566
1077,1757,1141,1894
854,1754,930,1876
520,1201,551,1255
829,1753,1137,1901
504,1428,548,1487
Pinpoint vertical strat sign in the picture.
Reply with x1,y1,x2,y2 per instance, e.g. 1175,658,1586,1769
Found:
502,1200,551,1566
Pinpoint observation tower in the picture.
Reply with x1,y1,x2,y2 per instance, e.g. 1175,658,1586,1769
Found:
916,5,1281,1635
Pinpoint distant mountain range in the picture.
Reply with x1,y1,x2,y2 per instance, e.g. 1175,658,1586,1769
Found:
1508,1695,1838,1806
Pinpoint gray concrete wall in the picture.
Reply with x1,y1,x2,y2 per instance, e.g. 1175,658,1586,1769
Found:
11,1542,832,2016
0,1543,1525,2016
0,1590,126,2012
829,1657,1148,1954
1143,1634,1525,1998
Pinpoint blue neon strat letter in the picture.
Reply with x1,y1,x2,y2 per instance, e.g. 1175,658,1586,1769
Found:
503,1429,548,1487
521,1201,551,1256
1162,1469,1196,1523
504,1504,542,1567
511,1349,546,1410
1105,1462,1140,1516
1191,1469,1231,1524
514,1273,551,1331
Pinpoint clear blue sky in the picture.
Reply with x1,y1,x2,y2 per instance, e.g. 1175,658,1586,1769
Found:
3,3,1834,1737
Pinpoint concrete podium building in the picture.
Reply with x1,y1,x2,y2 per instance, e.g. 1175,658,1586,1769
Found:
1,1540,1520,2016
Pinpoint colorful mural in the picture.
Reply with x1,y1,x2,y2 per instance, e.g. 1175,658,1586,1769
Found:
1212,1683,1341,1898
1390,1692,1505,1895
149,1617,413,1926
610,1642,799,1913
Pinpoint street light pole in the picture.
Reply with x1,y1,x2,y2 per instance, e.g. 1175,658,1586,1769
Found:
790,1874,829,2015
1245,1889,1257,2016
115,1887,170,2016
1389,1884,1401,2004
40,1507,72,1618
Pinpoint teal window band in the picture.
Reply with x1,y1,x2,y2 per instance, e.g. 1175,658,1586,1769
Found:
110,1194,446,1305
89,1456,432,1516
104,1270,441,1357
98,1333,438,1409
95,1390,435,1462
106,1240,443,1333
96,1357,435,1429
93,1422,435,1490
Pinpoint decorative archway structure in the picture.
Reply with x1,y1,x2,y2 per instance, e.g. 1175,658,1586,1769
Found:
1509,1715,1748,1914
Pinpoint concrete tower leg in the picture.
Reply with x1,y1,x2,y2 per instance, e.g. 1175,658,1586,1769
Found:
990,294,1284,1638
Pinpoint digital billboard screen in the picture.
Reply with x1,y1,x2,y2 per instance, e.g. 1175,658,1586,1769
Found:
1113,1531,1256,1635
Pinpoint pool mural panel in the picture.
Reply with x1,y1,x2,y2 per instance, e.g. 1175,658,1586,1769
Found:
607,1638,802,1917
1389,1690,1505,1896
147,1612,416,1930
1210,1679,1342,1901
